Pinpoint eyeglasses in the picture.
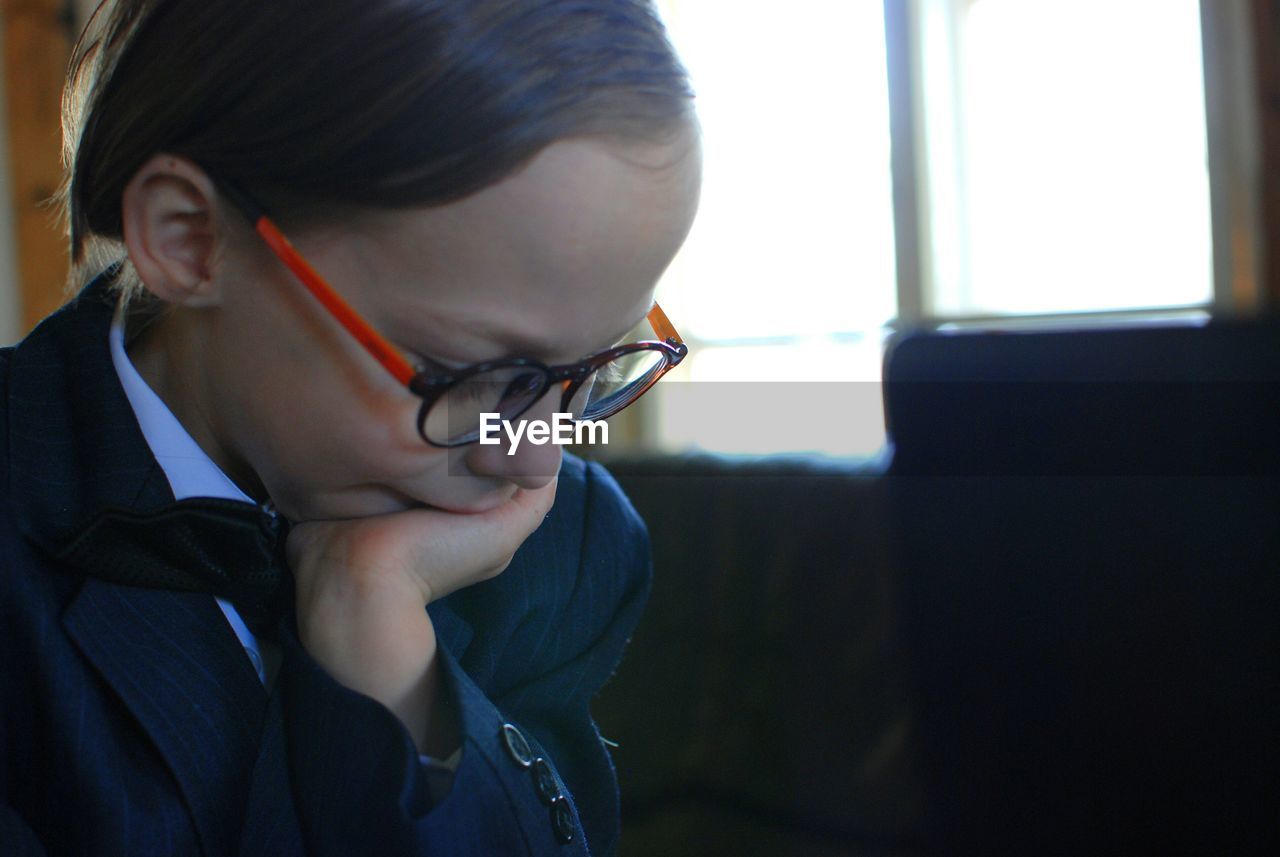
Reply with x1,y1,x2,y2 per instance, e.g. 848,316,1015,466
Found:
217,181,688,447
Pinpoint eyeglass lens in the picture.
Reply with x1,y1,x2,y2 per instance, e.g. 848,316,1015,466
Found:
420,348,670,446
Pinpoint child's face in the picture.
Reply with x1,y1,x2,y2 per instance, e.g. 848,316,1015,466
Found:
192,127,701,522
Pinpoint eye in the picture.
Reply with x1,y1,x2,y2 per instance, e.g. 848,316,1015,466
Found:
503,372,543,400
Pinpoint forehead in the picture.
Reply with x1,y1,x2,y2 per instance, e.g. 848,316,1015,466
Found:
347,129,702,360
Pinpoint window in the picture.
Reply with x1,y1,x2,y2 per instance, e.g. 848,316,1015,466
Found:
623,0,1260,459
916,0,1212,317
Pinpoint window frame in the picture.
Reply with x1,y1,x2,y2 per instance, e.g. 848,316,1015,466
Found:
883,0,1264,331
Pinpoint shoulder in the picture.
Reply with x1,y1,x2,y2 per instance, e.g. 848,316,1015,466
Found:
0,340,78,640
0,343,9,434
516,452,651,607
455,452,651,615
552,452,650,555
1,345,9,482
0,344,15,556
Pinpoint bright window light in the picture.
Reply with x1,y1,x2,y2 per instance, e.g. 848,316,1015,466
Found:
654,0,898,340
645,0,898,457
924,0,1213,316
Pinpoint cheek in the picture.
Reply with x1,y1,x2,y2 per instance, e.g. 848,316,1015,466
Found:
215,267,446,505
238,369,428,489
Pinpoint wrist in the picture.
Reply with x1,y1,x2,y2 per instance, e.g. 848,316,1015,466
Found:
297,569,451,753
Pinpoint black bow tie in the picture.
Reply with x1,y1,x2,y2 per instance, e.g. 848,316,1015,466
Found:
55,497,295,636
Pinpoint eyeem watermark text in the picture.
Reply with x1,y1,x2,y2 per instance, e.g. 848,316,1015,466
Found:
479,412,608,455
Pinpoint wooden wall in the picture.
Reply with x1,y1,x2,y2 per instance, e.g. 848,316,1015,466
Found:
2,0,72,333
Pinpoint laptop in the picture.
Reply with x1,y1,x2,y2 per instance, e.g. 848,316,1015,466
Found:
883,318,1280,855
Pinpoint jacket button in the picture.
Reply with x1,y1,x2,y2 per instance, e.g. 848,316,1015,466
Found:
531,757,561,805
501,723,534,768
549,795,575,844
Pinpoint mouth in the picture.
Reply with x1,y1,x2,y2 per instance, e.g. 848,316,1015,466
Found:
405,490,518,516
418,502,493,516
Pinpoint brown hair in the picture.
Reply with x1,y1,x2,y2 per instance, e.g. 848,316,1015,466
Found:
61,0,694,290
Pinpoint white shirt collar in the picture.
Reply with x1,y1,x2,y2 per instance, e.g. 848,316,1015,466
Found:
108,301,252,504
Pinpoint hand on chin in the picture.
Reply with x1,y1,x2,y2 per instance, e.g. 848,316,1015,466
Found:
284,477,558,608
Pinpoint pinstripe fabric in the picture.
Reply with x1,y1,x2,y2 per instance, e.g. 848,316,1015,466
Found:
0,274,653,856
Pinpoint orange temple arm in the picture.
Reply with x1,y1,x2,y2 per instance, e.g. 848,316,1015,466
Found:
253,216,418,386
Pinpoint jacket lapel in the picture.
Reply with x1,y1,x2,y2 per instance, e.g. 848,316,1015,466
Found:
62,581,271,856
7,273,271,856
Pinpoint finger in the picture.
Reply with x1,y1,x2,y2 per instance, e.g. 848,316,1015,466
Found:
401,478,559,586
285,475,561,604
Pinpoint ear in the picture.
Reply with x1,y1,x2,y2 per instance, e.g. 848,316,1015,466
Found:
121,154,227,308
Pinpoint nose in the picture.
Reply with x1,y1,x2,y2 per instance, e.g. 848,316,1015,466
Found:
462,385,565,490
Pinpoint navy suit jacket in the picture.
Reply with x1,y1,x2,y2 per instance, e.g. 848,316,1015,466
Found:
0,278,652,856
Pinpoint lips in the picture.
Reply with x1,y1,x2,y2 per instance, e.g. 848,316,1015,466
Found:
422,502,492,515
408,491,517,516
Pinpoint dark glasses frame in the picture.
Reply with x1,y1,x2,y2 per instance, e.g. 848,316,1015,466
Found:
216,180,689,446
